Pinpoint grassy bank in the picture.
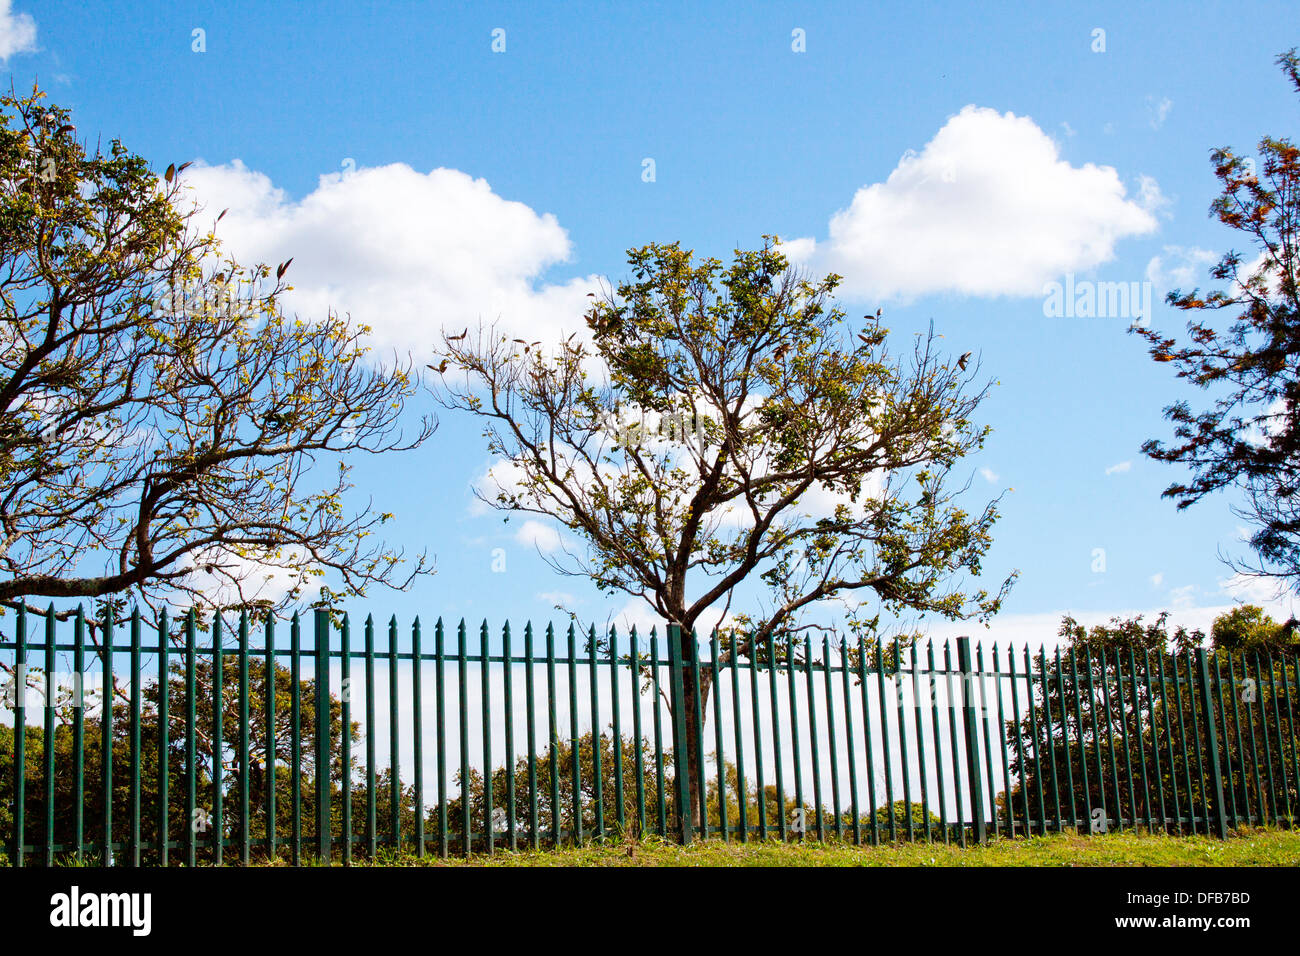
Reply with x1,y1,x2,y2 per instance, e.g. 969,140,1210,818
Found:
336,827,1299,867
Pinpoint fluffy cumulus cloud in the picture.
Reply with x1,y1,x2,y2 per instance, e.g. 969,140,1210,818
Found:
789,105,1160,300
0,1,35,61
179,161,601,357
1145,245,1218,291
514,518,565,554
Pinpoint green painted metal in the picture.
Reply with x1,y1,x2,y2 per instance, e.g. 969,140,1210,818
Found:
769,635,787,841
945,642,966,846
458,619,471,855
892,639,912,842
435,618,447,857
1263,653,1290,823
158,610,171,866
610,627,625,835
386,616,399,854
12,605,25,867
1099,648,1122,831
1208,653,1234,830
956,637,986,844
1223,654,1246,827
567,625,583,844
822,636,841,841
42,607,56,867
1007,648,1031,837
74,606,87,864
1113,649,1137,832
291,613,303,865
731,636,747,842
340,614,352,866
993,645,1014,837
1067,647,1090,835
314,609,331,863
650,632,667,837
129,610,142,867
588,624,603,841
712,632,728,840
102,607,114,865
1237,653,1264,825
238,612,250,866
874,643,896,842
1253,653,1278,822
211,614,222,866
481,620,494,855
804,636,824,841
1143,651,1167,832
1054,646,1076,834
364,615,375,859
689,630,707,839
750,635,767,842
1196,648,1229,838
8,605,1292,866
928,640,948,843
1170,652,1196,828
546,624,561,845
1126,648,1152,833
666,624,692,844
1036,645,1061,832
629,630,647,837
1278,651,1300,825
977,643,998,839
524,622,540,849
412,617,424,857
1187,651,1210,832
504,622,518,850
185,610,197,866
841,638,860,845
1156,652,1182,828
858,637,878,846
265,615,277,862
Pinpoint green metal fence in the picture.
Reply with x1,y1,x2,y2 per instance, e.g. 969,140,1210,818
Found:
1,604,1297,865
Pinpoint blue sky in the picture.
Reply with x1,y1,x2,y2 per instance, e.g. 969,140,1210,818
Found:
12,0,1300,643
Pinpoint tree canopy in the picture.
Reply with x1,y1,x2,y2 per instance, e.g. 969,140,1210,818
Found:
1136,50,1300,592
0,84,433,617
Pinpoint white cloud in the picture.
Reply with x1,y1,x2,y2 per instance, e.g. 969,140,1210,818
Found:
979,467,999,483
1104,460,1131,475
1147,95,1173,130
798,105,1158,300
180,160,601,357
1149,572,1163,588
515,518,564,553
1145,246,1217,291
537,590,580,608
0,2,35,61
1169,584,1196,609
1218,572,1287,606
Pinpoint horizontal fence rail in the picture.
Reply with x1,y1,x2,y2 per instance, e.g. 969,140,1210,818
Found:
1,604,1297,865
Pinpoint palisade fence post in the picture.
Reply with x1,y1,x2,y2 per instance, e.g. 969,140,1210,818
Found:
102,606,114,866
956,637,987,844
13,604,26,868
1195,647,1229,839
314,609,332,862
667,624,693,845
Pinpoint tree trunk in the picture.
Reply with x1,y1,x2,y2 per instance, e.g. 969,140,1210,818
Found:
672,637,714,838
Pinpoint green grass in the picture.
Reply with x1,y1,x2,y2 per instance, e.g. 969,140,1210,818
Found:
327,826,1300,867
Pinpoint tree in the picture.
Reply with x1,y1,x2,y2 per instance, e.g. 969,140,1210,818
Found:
0,633,356,864
1136,50,1300,592
0,84,433,616
999,610,1297,834
1211,604,1299,654
432,238,1015,816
